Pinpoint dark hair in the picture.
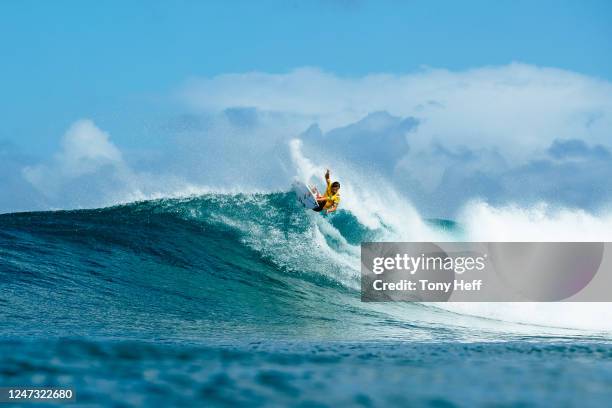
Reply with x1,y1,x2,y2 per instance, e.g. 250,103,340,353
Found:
331,181,340,189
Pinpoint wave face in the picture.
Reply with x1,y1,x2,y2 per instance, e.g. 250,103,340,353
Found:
0,193,431,343
2,191,611,345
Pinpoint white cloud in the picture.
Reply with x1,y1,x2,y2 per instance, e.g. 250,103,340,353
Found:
55,119,124,176
21,119,204,208
179,64,612,162
23,120,129,197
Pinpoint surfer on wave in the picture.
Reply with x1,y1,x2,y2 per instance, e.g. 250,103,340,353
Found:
311,169,340,214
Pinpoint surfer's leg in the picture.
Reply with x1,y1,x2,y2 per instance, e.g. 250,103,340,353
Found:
313,199,326,212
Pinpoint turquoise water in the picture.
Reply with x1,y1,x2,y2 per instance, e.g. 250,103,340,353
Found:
1,193,611,407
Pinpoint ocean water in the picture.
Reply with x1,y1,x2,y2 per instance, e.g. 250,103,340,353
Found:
1,193,612,407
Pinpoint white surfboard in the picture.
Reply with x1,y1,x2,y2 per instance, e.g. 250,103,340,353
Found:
292,180,318,210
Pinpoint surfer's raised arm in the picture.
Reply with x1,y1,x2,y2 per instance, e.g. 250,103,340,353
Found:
324,169,335,189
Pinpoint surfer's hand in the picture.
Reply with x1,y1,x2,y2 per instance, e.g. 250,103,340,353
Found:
325,169,330,179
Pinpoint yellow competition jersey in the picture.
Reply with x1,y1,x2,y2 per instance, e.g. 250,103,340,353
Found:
323,179,340,209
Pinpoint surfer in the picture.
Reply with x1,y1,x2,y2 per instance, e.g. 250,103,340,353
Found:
311,169,340,214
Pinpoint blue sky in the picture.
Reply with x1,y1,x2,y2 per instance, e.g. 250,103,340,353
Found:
1,1,612,214
2,0,611,153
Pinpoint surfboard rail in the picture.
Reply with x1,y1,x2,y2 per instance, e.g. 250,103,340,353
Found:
292,180,318,209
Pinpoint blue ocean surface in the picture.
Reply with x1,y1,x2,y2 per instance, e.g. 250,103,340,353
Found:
1,193,611,407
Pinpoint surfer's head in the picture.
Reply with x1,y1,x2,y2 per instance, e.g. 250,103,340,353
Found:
331,181,340,194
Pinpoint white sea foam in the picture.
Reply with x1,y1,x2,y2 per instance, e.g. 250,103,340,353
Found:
458,201,612,242
289,138,612,333
289,139,446,240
